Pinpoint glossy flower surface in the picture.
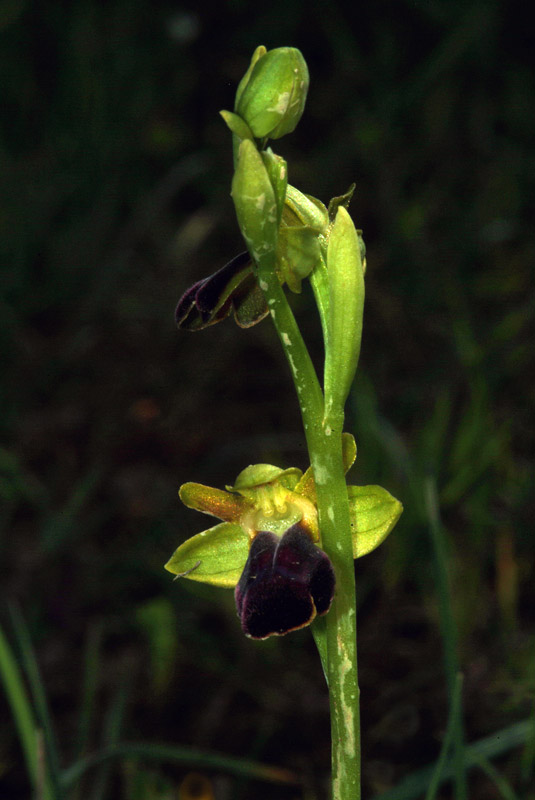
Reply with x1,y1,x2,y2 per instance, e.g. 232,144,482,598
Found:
235,524,335,639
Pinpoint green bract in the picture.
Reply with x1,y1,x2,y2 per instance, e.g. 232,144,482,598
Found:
165,434,403,588
235,47,309,140
323,206,365,417
231,139,280,273
260,148,287,228
219,110,255,143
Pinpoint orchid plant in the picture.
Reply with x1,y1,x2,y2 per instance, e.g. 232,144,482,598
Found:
165,46,403,800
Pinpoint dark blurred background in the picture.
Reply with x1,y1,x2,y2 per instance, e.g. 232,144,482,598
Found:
1,1,534,798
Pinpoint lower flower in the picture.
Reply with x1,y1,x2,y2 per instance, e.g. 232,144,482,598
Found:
234,523,335,639
165,441,403,639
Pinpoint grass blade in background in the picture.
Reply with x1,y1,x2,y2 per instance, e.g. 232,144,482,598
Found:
0,622,55,800
471,753,520,800
373,718,532,800
74,623,103,762
61,741,299,790
424,672,463,800
520,693,535,791
424,477,468,800
9,604,64,800
90,684,128,800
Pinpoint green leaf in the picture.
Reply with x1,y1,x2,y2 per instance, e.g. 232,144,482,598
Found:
164,522,249,587
348,485,403,558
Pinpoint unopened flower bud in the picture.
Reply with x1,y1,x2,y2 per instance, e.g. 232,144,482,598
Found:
235,47,309,140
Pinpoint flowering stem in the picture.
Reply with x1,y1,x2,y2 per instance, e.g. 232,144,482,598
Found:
314,409,361,800
257,264,361,800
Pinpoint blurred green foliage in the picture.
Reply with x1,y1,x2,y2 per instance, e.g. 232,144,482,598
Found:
1,1,534,798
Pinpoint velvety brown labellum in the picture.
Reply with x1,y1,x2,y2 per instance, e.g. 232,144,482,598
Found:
175,251,269,330
234,523,335,640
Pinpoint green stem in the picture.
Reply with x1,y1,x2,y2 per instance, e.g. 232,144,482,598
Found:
257,266,361,800
315,409,360,800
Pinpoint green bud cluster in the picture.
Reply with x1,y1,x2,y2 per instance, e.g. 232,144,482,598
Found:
224,46,368,421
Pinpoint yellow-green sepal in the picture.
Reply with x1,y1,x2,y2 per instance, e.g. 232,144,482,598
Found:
348,485,403,558
164,522,249,587
179,482,252,521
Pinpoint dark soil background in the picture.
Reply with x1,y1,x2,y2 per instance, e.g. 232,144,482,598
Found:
1,1,534,798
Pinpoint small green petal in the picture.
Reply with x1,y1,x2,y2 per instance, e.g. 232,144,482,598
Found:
342,432,357,472
165,522,249,587
276,466,303,490
179,482,251,521
348,485,403,558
